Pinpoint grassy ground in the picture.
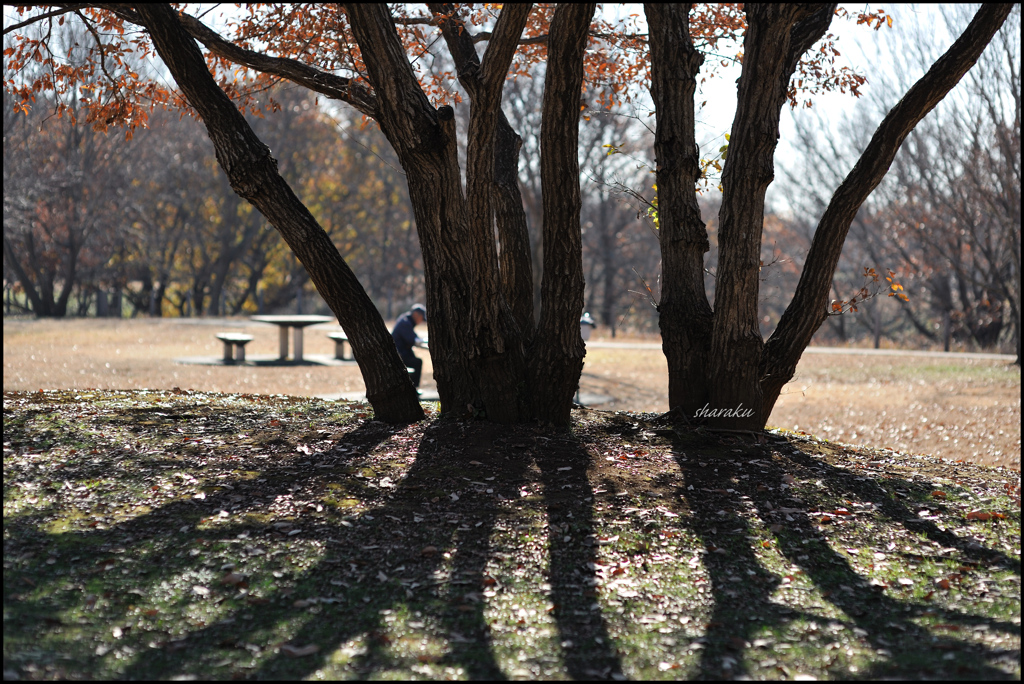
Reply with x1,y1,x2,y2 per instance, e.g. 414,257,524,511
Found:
4,389,1020,680
3,318,1019,468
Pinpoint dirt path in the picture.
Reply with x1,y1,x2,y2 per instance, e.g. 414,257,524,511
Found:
4,317,1019,468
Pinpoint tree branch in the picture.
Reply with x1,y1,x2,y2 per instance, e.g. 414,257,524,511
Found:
762,2,1014,413
392,14,441,27
785,4,837,77
478,4,533,97
131,2,423,422
426,3,537,340
94,3,379,118
3,5,88,36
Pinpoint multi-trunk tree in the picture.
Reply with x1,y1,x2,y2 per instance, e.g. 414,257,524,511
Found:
4,3,1012,429
646,3,1012,428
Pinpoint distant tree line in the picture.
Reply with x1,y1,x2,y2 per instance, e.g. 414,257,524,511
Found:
3,81,423,320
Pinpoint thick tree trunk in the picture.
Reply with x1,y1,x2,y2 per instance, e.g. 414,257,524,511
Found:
528,3,596,425
708,5,832,430
135,3,423,424
348,4,527,422
164,1,592,425
761,3,1014,422
353,3,594,425
645,3,714,420
460,3,534,423
494,114,536,345
425,6,535,346
429,3,537,392
2,236,47,316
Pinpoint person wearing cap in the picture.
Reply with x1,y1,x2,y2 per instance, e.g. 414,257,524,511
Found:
391,304,428,389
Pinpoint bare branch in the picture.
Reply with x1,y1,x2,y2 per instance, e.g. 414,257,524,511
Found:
392,15,441,27
2,5,87,36
472,30,549,45
94,3,379,118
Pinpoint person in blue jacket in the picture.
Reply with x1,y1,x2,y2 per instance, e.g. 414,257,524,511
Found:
391,304,427,389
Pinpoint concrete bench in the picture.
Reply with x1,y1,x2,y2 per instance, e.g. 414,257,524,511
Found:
326,332,352,361
215,333,254,363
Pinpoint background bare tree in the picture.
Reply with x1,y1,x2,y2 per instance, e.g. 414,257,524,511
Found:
3,87,132,317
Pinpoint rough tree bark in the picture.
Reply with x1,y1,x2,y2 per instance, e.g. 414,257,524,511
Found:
645,3,714,419
426,4,537,347
346,3,529,422
708,4,835,429
529,3,597,425
133,3,424,423
348,3,595,424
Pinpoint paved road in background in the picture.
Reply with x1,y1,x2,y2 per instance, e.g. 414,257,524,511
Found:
586,341,1016,362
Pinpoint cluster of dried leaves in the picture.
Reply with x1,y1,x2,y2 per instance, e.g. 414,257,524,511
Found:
3,389,1019,680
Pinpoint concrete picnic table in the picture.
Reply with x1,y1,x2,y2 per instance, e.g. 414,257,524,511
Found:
250,315,335,362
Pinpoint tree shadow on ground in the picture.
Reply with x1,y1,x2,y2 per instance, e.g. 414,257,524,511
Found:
670,435,1019,680
223,423,624,680
4,401,1018,680
6,418,624,680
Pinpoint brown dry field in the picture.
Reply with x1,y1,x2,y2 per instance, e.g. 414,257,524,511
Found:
4,317,1019,469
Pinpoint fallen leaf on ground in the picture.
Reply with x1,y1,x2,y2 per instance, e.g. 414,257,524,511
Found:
280,644,319,657
220,572,246,586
